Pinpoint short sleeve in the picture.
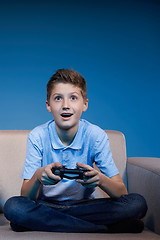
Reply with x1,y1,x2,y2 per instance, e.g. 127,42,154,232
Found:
21,131,43,179
93,130,119,178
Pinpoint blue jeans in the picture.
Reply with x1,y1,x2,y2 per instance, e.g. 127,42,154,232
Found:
3,193,147,232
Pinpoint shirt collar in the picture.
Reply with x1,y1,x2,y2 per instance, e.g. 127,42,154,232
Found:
48,120,83,150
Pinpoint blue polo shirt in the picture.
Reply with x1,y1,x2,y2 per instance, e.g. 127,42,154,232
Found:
22,119,119,201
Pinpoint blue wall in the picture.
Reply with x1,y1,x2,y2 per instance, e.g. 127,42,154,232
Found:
0,0,160,157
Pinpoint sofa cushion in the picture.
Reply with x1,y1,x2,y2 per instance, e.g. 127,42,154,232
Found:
105,130,127,188
0,130,30,205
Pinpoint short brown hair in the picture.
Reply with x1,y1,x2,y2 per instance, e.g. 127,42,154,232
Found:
47,68,87,102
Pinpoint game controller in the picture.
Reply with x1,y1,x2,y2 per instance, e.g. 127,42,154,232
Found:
51,166,90,180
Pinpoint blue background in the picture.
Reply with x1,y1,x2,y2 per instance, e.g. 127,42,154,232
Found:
0,0,159,157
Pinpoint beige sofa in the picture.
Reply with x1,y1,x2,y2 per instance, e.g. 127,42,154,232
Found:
0,129,160,240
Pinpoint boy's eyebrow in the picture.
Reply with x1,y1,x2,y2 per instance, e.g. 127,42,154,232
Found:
52,93,62,96
69,92,80,95
52,91,80,96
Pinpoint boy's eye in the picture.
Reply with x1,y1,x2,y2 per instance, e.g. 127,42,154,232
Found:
55,96,62,101
71,95,77,100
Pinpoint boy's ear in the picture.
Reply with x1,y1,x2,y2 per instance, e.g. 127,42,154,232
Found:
46,100,51,113
82,99,88,112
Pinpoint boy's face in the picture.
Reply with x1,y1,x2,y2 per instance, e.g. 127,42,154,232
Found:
46,83,88,133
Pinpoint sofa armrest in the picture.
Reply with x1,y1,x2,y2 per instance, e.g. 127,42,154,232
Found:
127,157,160,235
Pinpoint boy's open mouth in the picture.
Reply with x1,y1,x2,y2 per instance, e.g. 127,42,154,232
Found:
61,113,73,118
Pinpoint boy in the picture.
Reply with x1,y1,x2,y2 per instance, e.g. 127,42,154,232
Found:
4,68,147,233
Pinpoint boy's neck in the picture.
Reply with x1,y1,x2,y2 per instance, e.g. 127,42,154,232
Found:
55,124,78,146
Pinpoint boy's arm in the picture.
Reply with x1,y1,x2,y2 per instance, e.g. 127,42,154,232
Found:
21,162,62,200
76,163,128,198
98,173,128,198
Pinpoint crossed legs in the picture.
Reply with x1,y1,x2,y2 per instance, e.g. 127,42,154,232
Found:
3,193,147,233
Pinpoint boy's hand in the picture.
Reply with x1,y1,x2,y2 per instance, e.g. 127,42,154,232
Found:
38,162,62,185
76,162,102,188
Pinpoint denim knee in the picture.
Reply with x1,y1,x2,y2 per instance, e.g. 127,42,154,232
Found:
3,196,28,223
122,193,148,219
133,193,148,218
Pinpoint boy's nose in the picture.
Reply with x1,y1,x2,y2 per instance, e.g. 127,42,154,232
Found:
62,98,70,109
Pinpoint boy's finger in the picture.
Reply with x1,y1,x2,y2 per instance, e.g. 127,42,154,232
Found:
45,169,61,181
49,173,61,181
84,170,97,177
76,175,96,184
76,179,98,188
76,162,93,170
41,175,58,185
50,162,63,169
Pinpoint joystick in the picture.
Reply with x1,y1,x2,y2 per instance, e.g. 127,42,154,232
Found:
51,166,90,180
